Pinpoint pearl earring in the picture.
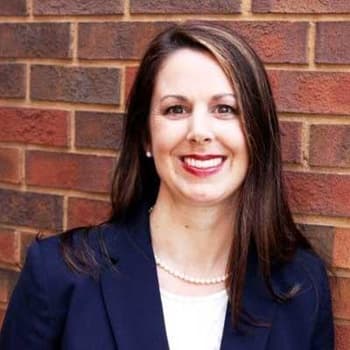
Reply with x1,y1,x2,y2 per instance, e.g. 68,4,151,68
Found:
146,151,152,158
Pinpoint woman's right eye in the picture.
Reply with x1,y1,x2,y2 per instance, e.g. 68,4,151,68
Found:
164,105,186,115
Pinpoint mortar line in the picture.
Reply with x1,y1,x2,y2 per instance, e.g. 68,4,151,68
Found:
0,223,52,235
20,146,26,191
71,22,78,64
25,185,110,201
301,122,311,168
278,114,350,123
283,164,350,174
70,110,76,150
0,181,111,201
308,21,316,69
124,0,131,19
120,66,126,110
24,144,117,156
63,196,68,231
27,0,33,20
334,318,350,326
1,14,350,22
25,63,31,103
0,263,21,272
0,99,122,112
2,58,349,72
293,215,350,228
241,0,252,17
0,141,118,156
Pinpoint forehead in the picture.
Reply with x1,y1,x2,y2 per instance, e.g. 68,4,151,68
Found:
153,48,234,98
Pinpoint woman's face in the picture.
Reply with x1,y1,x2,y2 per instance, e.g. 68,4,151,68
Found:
148,48,249,207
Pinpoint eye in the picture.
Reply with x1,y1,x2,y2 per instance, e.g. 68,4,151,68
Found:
214,104,236,114
164,105,186,115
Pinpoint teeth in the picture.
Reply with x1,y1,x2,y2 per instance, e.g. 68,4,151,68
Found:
183,157,223,169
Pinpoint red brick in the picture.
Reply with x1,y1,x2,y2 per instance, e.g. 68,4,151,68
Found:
0,308,5,329
0,23,71,59
31,65,121,105
316,22,350,64
0,107,69,147
280,121,302,164
0,228,20,265
333,228,350,269
0,269,18,303
125,66,138,101
335,324,350,350
75,111,123,150
130,0,241,13
0,0,27,15
332,277,350,320
68,197,110,228
0,148,21,184
26,150,115,193
285,172,350,217
19,231,36,266
252,0,350,13
299,224,334,264
0,279,8,303
269,70,350,115
79,22,171,60
309,125,350,168
79,21,308,64
0,189,63,230
219,21,308,64
0,64,25,99
33,0,124,15
0,276,9,303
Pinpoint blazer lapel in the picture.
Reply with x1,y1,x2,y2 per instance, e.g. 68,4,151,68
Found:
100,204,169,349
100,203,278,350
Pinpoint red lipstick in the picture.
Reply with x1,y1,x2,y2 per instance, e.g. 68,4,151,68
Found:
181,154,225,177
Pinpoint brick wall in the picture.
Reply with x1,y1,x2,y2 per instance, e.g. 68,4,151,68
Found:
0,0,349,347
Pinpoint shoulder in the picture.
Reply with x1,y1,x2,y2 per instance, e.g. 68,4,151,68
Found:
0,222,125,347
14,220,129,309
26,201,151,284
15,221,126,318
272,248,332,322
28,221,125,278
268,250,334,347
279,248,329,290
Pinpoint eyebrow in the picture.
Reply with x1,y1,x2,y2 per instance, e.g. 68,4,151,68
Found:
160,93,235,102
212,93,236,100
160,95,188,102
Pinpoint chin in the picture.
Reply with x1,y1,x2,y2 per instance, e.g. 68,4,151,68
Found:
181,191,231,206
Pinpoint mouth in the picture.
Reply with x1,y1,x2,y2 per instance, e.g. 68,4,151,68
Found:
180,155,226,176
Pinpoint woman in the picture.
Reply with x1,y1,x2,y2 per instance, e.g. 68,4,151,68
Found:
0,22,334,349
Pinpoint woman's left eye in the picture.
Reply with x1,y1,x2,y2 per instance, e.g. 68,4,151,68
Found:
213,105,236,116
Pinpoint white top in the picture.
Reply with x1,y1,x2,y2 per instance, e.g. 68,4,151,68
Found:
160,288,228,350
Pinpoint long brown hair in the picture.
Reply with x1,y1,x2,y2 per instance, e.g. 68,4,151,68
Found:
62,22,313,328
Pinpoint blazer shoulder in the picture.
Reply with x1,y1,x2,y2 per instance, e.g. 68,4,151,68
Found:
280,249,334,348
0,223,124,348
293,248,329,285
33,221,124,278
271,247,330,304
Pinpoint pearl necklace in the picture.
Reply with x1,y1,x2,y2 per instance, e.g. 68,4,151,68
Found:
154,253,230,285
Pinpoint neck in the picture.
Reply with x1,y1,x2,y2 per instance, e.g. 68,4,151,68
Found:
150,189,236,277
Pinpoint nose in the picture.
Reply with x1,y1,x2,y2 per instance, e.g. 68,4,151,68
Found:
186,107,213,144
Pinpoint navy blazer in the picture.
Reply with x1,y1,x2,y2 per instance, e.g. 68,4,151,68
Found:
0,204,334,349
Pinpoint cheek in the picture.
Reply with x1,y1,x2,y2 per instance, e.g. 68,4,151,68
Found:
218,123,248,156
149,119,185,155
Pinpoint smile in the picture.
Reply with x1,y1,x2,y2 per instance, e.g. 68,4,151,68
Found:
183,156,224,169
180,155,226,177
